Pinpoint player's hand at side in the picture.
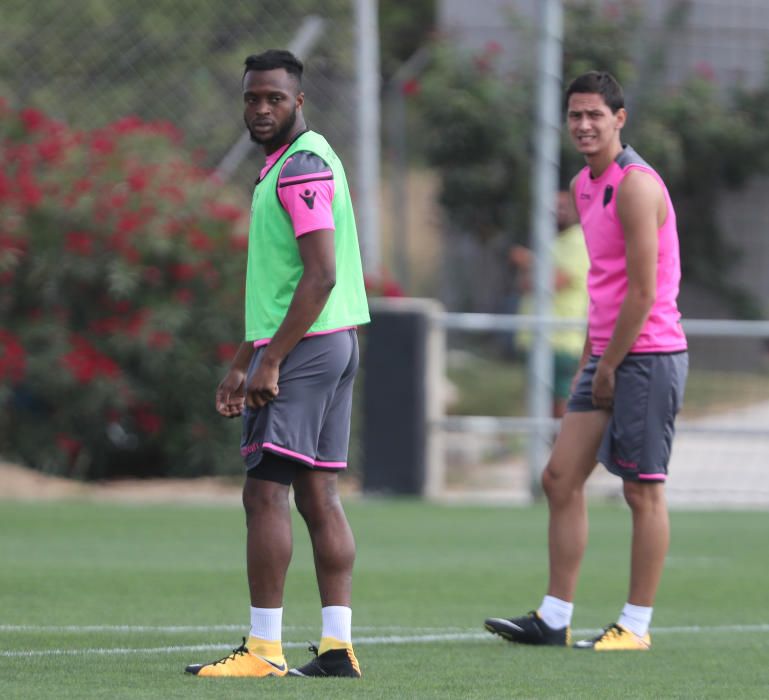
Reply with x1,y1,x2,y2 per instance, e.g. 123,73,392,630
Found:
592,360,615,410
245,358,280,409
215,369,246,418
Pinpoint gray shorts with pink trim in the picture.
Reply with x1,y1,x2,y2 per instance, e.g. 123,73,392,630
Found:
567,351,688,482
240,329,359,472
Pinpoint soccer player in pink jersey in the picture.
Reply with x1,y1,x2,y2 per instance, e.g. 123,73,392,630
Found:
485,71,688,651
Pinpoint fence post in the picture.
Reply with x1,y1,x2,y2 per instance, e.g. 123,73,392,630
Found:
362,297,445,496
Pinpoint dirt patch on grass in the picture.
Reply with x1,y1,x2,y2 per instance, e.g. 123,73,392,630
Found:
0,461,242,505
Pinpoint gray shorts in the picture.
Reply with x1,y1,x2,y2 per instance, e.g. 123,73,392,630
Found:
240,329,359,472
567,352,688,482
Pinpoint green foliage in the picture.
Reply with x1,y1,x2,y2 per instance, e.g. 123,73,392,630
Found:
0,0,353,168
0,100,248,478
416,44,532,241
379,0,436,80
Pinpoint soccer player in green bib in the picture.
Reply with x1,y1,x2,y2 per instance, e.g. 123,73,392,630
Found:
185,50,369,679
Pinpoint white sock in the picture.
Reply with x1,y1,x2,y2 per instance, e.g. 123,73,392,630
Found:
538,595,573,630
618,602,653,637
321,605,352,643
249,606,282,641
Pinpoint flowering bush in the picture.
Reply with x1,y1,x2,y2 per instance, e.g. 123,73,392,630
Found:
0,99,251,479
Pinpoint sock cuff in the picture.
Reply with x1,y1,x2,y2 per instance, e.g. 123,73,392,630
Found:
321,605,352,644
250,606,283,642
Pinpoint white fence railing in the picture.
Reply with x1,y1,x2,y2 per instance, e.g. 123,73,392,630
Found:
431,312,769,506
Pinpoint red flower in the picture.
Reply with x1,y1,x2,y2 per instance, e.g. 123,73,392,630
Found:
148,330,174,350
125,310,148,337
60,336,120,384
0,171,11,201
133,404,163,434
91,130,115,156
206,200,244,223
694,61,716,82
217,343,239,363
20,107,47,133
64,231,94,255
116,211,142,235
401,78,421,97
230,234,249,252
0,330,26,382
158,184,185,203
111,300,132,314
127,169,151,192
89,316,123,335
169,263,196,281
188,228,213,252
111,115,144,134
56,433,83,460
36,138,66,163
143,266,163,285
18,175,43,208
174,288,194,304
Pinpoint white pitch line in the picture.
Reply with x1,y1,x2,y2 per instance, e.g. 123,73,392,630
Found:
0,634,488,658
1,625,768,659
0,624,467,634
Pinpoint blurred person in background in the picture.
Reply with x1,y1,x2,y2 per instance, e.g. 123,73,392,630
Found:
485,71,688,651
509,190,589,418
185,49,369,679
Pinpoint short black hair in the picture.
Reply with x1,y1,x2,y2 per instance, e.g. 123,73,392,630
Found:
243,49,303,85
564,71,624,113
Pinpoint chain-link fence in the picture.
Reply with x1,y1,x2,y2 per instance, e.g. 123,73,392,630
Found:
0,0,358,190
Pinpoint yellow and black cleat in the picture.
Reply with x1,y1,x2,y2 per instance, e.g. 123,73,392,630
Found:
185,637,288,677
574,623,651,651
484,610,571,646
288,643,361,678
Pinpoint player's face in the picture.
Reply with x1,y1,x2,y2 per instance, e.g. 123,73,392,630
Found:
566,92,626,158
243,69,304,149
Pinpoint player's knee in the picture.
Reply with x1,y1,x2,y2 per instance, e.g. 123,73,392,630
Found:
242,477,288,519
542,463,566,503
294,480,340,526
542,461,581,506
622,480,665,512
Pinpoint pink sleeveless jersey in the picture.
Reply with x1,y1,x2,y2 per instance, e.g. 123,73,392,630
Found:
574,145,687,355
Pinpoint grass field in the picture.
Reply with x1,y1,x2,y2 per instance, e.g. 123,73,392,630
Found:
2,498,768,699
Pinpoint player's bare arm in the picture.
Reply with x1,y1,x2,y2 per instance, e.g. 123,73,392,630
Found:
245,229,336,409
592,170,661,408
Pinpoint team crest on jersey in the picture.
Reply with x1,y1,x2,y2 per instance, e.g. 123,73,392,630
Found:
299,189,317,209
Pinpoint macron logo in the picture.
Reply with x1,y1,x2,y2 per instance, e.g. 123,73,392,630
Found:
299,189,317,209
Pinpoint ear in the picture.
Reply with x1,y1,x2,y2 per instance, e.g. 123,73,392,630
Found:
615,107,627,130
295,92,305,110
